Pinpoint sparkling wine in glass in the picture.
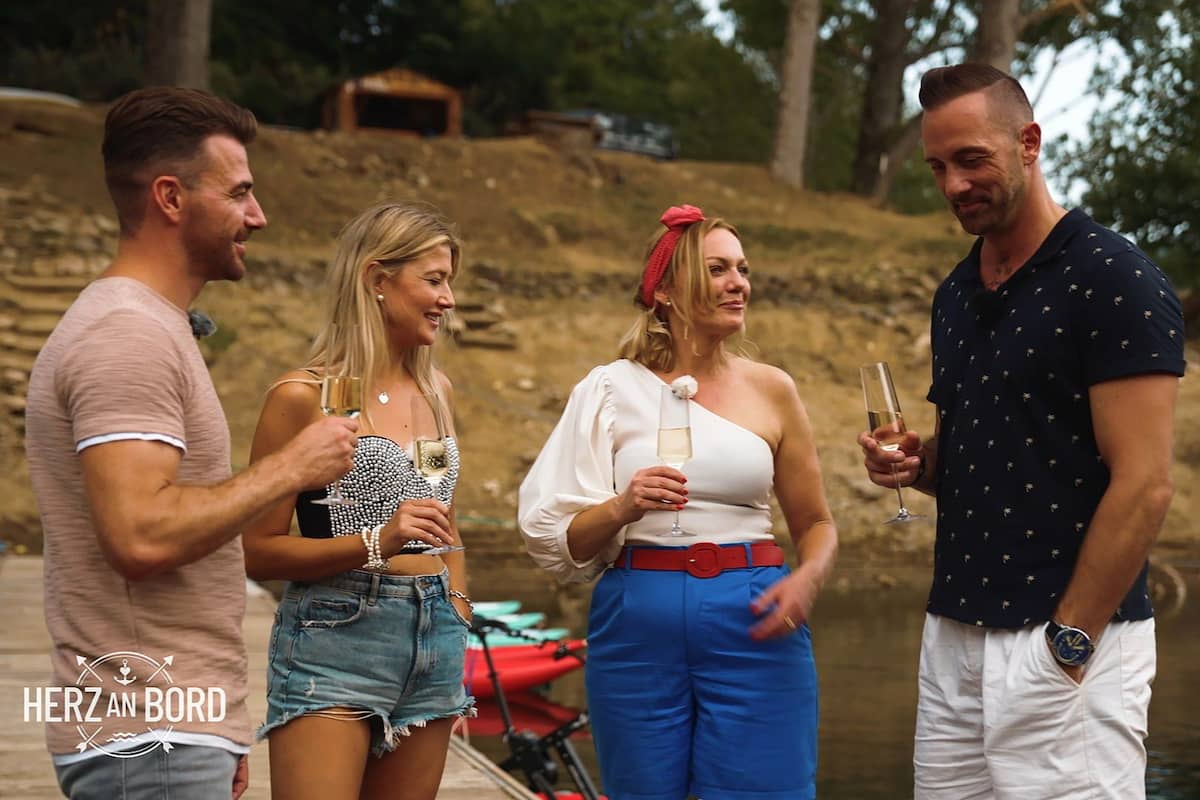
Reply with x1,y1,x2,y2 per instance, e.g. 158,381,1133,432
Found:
658,385,694,537
405,393,464,554
311,374,362,507
860,361,923,524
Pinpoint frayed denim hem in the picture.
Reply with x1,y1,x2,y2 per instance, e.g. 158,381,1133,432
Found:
255,703,387,743
373,698,477,757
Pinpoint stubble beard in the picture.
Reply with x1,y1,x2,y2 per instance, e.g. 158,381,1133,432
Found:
184,220,246,284
954,174,1025,238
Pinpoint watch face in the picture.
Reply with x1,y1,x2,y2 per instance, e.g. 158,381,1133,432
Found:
1052,627,1093,666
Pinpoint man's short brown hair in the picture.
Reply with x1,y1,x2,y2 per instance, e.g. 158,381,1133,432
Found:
102,87,257,233
919,63,1033,130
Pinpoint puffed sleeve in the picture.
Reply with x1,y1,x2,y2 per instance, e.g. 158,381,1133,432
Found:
518,365,621,583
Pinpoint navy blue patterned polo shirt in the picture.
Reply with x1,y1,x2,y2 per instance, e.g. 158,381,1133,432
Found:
926,209,1186,628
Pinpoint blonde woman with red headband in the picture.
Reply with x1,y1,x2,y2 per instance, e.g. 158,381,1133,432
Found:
519,205,838,800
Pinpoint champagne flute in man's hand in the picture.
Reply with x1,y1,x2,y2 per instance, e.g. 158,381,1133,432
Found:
310,374,361,507
860,361,923,524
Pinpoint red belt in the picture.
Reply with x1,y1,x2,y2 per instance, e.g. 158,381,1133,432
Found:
616,542,784,579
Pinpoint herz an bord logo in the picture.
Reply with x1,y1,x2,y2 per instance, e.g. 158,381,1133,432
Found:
23,651,226,758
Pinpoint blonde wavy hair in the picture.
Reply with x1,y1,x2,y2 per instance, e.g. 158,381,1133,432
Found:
306,202,461,431
617,216,745,372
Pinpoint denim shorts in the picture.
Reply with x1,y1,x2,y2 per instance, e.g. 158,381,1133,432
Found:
258,569,474,756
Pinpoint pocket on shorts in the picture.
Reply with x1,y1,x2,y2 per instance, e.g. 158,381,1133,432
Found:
1030,625,1084,691
747,564,799,637
298,588,366,629
445,595,473,628
586,568,625,644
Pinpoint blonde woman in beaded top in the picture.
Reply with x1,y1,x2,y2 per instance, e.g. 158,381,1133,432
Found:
243,203,473,800
518,204,839,800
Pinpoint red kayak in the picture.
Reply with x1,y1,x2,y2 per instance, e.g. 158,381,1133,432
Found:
463,640,586,698
466,691,586,737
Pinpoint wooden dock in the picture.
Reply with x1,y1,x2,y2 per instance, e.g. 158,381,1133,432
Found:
0,555,535,799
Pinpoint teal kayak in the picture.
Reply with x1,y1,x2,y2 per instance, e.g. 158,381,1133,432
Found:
469,627,571,647
495,611,547,629
473,600,522,617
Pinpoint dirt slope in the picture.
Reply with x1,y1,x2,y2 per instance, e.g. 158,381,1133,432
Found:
1,98,1197,569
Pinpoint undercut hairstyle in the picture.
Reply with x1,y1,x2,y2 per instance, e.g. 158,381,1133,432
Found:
919,63,1033,131
102,87,257,234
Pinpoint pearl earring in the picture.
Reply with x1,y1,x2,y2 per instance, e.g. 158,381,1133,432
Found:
376,293,385,302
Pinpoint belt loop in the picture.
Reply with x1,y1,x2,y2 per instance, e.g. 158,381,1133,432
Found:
742,542,752,567
367,572,381,606
624,546,633,570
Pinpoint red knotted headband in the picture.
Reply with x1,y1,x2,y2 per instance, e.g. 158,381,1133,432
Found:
639,204,706,307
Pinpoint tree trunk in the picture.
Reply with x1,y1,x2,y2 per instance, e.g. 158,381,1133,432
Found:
851,0,915,197
145,0,213,89
971,0,1021,71
868,1,1084,204
769,0,821,189
871,112,924,204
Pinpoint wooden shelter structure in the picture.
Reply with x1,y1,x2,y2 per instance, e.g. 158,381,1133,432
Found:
322,67,462,137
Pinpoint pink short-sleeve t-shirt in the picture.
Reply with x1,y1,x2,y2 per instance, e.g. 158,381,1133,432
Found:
25,277,250,755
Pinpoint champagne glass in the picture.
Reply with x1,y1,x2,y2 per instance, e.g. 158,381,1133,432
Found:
311,373,362,507
658,385,694,537
405,393,465,554
860,361,923,524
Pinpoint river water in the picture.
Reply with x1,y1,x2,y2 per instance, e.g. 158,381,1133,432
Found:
466,563,1200,799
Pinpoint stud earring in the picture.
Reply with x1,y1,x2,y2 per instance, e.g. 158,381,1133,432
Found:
376,293,385,302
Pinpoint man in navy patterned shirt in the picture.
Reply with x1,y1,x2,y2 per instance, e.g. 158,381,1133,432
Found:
859,63,1185,799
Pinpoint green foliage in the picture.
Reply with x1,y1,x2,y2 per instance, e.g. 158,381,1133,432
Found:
10,0,1194,265
660,31,777,161
886,150,947,214
0,1,144,100
207,0,467,128
4,43,143,102
1062,1,1200,289
0,0,775,162
722,0,870,187
450,0,775,160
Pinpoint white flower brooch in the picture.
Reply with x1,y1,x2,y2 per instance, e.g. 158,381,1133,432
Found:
670,374,698,400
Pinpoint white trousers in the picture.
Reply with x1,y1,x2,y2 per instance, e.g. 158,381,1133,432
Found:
913,613,1156,800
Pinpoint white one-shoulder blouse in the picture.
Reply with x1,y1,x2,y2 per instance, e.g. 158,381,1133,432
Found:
518,359,776,583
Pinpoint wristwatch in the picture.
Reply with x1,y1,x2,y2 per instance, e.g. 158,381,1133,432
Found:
1044,619,1094,667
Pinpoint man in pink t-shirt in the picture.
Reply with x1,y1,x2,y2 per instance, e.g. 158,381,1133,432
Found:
25,87,359,800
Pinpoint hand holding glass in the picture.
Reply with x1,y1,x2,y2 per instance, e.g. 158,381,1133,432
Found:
406,394,464,554
658,386,693,537
860,362,923,524
310,375,361,507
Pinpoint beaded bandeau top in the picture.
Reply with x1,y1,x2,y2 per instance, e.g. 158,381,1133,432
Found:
296,435,459,538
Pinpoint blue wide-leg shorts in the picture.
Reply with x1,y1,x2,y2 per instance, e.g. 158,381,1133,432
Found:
585,544,818,800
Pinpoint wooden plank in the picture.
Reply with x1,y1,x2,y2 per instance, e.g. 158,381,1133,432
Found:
0,555,534,799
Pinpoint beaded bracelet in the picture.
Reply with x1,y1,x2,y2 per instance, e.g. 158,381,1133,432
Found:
447,589,474,610
360,525,389,571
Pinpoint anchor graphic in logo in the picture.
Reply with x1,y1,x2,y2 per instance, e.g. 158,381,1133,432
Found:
73,651,175,759
114,658,136,686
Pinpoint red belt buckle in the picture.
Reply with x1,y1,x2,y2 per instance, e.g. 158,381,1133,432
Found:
685,542,722,578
